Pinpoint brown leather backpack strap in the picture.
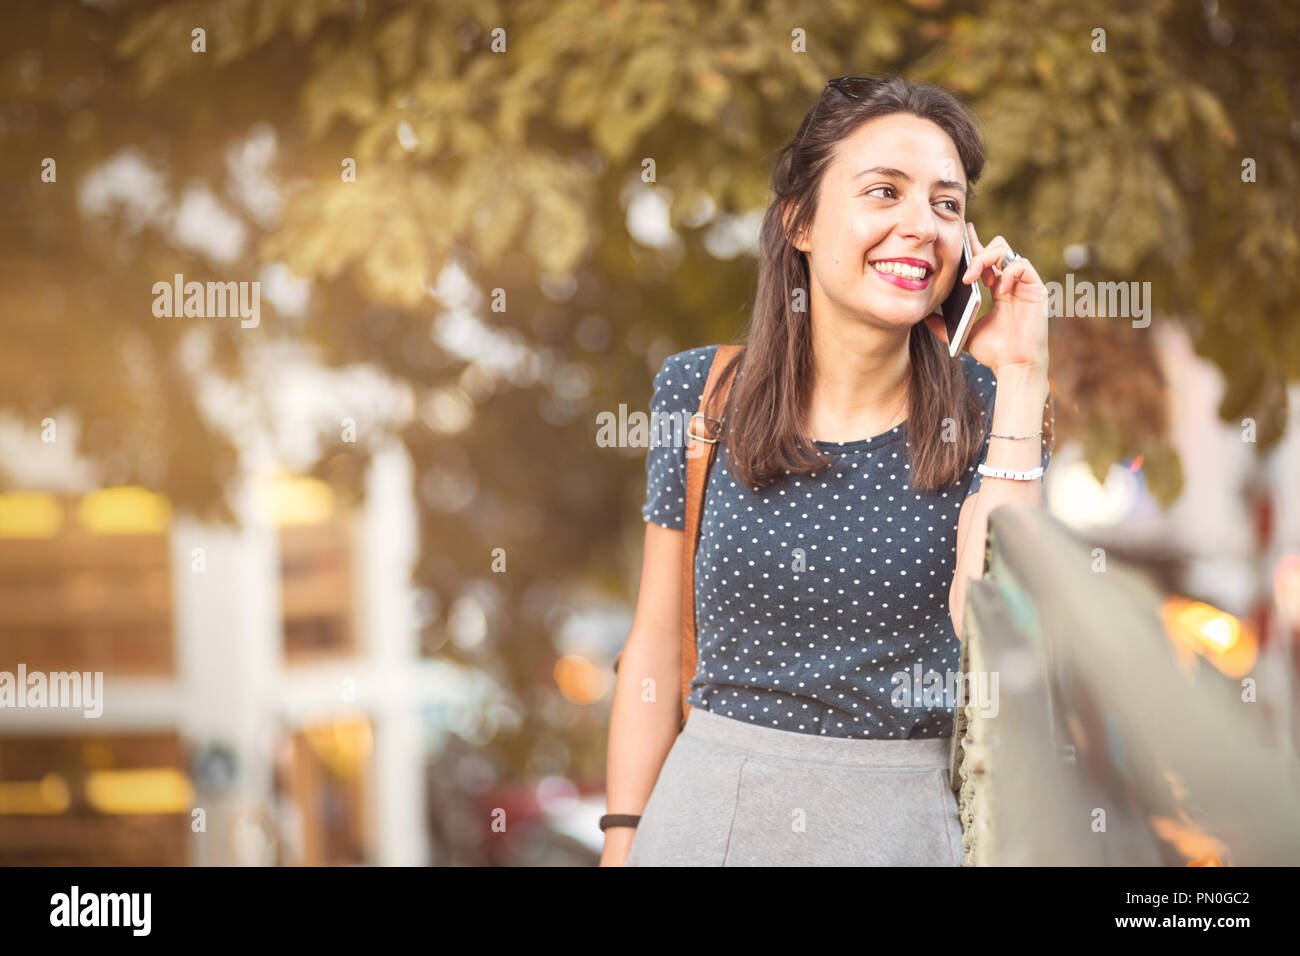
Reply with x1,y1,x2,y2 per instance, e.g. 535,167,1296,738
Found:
680,344,744,730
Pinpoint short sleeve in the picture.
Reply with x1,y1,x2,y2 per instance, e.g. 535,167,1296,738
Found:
962,355,1052,502
642,345,719,529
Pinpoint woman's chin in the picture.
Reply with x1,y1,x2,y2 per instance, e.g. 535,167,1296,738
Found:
860,302,934,329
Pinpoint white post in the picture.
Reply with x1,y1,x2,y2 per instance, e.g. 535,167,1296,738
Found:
173,476,281,866
357,440,429,865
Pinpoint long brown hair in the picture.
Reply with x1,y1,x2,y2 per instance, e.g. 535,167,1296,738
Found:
716,75,990,493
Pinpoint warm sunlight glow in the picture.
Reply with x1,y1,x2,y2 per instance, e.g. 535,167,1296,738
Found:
84,768,193,814
0,492,64,538
1160,596,1256,677
79,487,171,535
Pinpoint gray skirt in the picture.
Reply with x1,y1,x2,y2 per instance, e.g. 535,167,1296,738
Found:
626,706,964,866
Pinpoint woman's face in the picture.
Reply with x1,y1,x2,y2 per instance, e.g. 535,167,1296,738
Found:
793,112,968,332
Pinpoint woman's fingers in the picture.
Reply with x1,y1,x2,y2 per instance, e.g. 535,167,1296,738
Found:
964,223,1012,286
996,257,1031,295
997,256,1046,299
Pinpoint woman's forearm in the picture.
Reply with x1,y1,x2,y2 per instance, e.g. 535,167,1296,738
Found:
601,630,683,863
950,364,1051,640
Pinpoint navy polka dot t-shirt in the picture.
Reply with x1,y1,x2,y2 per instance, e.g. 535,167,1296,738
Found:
642,344,1050,739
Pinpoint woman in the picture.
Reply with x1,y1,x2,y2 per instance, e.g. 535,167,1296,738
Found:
603,75,1052,866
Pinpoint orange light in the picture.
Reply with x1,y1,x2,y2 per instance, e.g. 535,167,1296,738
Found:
0,492,63,538
302,717,372,779
553,655,607,705
84,768,193,814
1160,596,1257,677
79,487,171,534
0,773,71,814
1149,809,1231,865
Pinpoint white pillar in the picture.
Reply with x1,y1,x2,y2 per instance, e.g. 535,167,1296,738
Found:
172,476,281,866
357,440,429,866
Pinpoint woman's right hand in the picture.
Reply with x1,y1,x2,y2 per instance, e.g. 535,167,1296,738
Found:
599,827,637,866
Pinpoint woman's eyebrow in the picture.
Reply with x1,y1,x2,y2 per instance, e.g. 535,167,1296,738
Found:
851,165,966,193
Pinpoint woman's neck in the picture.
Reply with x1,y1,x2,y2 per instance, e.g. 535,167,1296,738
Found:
804,321,913,443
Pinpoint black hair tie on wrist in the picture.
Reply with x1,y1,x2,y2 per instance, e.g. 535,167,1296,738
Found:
600,814,641,831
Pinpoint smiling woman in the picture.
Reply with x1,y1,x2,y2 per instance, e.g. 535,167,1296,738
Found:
605,74,1053,868
742,94,991,489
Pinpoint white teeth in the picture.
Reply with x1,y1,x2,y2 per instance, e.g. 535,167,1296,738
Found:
872,261,927,280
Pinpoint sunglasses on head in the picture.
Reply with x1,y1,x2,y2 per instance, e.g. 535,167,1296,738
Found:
795,75,888,144
824,75,891,99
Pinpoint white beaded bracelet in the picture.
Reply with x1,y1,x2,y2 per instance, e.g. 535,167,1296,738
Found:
977,462,1044,481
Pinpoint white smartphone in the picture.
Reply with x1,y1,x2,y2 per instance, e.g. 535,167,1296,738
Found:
940,226,982,358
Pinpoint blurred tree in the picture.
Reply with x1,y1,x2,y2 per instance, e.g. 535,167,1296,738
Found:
1,0,1296,781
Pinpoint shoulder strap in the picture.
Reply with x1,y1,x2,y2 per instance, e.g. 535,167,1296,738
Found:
680,344,744,730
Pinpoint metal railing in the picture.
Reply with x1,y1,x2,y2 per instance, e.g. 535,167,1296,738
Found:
950,503,1300,865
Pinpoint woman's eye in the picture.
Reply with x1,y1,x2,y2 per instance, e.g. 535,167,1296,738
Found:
864,186,960,216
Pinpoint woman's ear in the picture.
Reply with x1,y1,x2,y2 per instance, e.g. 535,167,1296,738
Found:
781,198,808,252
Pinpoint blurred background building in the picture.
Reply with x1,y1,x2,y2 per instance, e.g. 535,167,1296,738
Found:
0,435,433,864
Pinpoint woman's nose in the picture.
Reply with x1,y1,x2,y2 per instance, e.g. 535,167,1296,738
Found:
897,199,938,244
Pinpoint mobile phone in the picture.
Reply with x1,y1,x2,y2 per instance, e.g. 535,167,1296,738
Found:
940,226,982,358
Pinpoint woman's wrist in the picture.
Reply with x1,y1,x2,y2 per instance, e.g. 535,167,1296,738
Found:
993,360,1048,387
601,826,636,864
993,364,1049,411
987,365,1052,462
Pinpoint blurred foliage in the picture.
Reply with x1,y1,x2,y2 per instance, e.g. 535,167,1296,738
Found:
1,0,1297,780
